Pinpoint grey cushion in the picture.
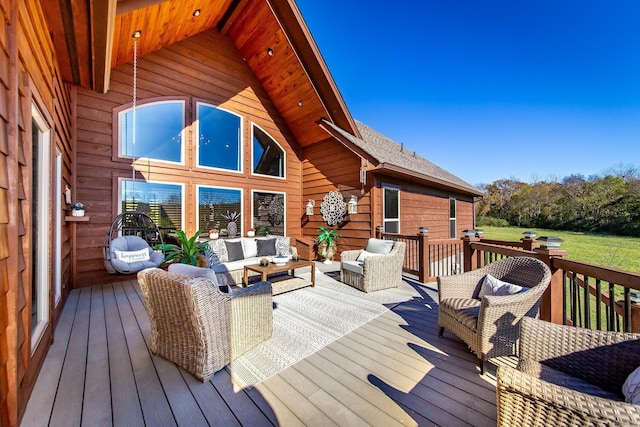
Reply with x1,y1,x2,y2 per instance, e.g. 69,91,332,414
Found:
257,238,277,256
168,263,219,285
109,235,163,273
364,238,394,254
478,274,529,299
225,240,245,262
440,298,481,331
341,260,364,276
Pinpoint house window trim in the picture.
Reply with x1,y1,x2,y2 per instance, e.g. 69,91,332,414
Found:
195,101,244,175
449,197,457,239
113,97,188,166
250,123,286,180
196,184,244,235
383,185,401,234
251,189,287,233
117,177,186,232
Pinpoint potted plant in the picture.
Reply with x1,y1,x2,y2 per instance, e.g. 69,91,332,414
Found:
315,226,339,264
155,230,208,267
247,227,256,237
71,202,85,217
256,224,272,236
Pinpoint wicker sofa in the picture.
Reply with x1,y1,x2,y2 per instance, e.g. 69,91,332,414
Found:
340,239,406,292
437,256,551,373
137,268,273,381
497,317,640,426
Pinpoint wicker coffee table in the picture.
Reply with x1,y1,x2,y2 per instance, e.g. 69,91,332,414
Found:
243,259,315,291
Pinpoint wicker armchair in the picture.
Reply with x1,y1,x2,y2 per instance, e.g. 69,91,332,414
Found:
497,317,640,426
340,241,406,292
437,256,551,373
137,268,273,381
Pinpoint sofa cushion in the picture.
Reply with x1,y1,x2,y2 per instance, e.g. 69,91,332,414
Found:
440,298,481,331
518,359,622,401
207,239,228,263
341,260,364,276
365,238,394,254
257,238,277,256
225,240,245,262
478,274,529,299
242,238,258,258
275,236,291,256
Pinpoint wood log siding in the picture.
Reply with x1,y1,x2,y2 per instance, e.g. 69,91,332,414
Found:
1,0,75,422
75,29,304,286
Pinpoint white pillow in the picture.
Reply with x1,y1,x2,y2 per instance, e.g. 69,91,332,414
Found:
478,274,529,299
623,366,640,404
356,250,382,262
242,238,258,258
114,248,150,263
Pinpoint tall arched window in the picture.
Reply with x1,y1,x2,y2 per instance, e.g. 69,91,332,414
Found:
119,100,185,163
252,125,284,178
197,103,242,171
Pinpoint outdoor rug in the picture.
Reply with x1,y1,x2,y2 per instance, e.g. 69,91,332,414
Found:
229,270,390,388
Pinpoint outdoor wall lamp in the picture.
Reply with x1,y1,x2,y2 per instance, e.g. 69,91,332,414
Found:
305,200,315,216
347,195,358,215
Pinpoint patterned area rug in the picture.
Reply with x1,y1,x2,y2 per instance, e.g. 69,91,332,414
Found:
229,270,390,388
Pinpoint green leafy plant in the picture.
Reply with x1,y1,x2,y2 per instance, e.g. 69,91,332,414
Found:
155,230,208,266
256,224,272,236
315,226,340,261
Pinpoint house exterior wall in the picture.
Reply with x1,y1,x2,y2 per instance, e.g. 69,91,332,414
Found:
75,29,304,286
373,175,476,240
1,0,74,423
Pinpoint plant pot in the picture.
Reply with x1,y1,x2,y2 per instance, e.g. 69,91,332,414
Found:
72,209,85,217
209,232,219,239
247,231,255,237
318,242,335,262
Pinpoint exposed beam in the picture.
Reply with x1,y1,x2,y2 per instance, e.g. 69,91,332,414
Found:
218,0,250,35
116,0,168,15
92,0,118,93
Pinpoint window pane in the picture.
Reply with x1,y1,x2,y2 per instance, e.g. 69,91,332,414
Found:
450,198,456,218
253,192,285,235
198,104,241,171
253,126,284,177
198,187,242,236
384,220,399,234
120,102,183,162
450,219,456,238
121,180,182,236
384,188,399,219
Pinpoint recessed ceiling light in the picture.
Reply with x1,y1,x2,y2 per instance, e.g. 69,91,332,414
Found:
267,48,274,57
132,30,142,38
298,100,303,107
193,9,201,17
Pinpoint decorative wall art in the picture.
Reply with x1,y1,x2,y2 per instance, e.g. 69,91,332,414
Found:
320,191,346,226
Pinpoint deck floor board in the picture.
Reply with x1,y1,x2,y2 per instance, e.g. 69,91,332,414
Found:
21,274,508,426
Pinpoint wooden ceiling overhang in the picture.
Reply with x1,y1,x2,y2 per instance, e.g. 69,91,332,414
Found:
43,0,359,146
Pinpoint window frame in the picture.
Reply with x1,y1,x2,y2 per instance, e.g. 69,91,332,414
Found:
195,101,243,174
196,185,244,235
250,123,286,180
383,186,401,234
251,189,287,234
115,98,187,166
449,197,457,239
117,177,185,233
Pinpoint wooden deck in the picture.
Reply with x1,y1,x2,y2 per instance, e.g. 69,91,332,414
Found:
21,271,509,426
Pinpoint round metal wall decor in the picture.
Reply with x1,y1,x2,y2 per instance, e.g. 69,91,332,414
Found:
320,191,346,226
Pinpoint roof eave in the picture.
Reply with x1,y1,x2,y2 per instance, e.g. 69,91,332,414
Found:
375,163,484,197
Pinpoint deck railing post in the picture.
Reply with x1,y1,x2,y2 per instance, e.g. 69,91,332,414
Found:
462,235,480,272
521,236,537,251
418,229,429,283
376,225,384,239
536,246,567,324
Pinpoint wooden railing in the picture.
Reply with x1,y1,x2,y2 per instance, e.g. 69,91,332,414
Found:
376,230,463,283
463,236,640,333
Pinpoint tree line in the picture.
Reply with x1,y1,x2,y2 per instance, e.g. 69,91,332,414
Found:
476,165,640,237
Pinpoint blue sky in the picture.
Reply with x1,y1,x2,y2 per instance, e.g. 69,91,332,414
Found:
296,0,640,187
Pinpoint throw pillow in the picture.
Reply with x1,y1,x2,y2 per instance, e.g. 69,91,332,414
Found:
114,248,150,263
356,250,382,262
275,236,291,256
225,240,245,262
242,238,258,258
256,238,277,256
207,239,227,263
364,238,394,254
478,274,529,299
623,366,640,404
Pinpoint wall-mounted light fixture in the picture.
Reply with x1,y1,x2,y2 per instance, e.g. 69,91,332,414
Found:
347,195,358,214
305,199,315,216
132,30,142,38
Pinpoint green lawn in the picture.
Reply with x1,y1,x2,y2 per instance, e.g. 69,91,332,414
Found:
478,226,640,274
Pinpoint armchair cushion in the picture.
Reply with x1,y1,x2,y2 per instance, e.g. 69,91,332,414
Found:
341,260,364,276
478,274,529,299
356,250,381,262
364,238,394,254
440,298,481,331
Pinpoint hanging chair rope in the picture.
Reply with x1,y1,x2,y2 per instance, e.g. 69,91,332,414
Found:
131,34,138,196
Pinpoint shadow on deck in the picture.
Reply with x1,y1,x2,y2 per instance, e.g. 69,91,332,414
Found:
22,269,508,426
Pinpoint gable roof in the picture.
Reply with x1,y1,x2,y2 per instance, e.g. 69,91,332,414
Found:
320,119,483,197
